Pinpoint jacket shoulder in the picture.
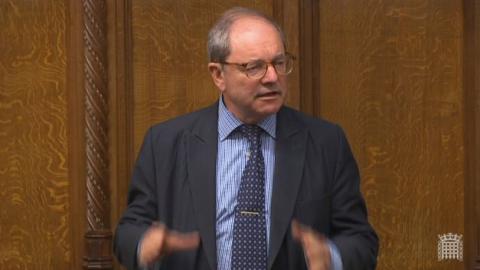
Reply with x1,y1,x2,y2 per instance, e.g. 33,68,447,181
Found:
280,106,345,140
148,103,217,136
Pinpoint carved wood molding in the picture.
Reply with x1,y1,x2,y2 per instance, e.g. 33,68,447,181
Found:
82,0,112,269
464,0,480,269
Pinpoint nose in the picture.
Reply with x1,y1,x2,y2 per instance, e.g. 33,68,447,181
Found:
261,63,279,83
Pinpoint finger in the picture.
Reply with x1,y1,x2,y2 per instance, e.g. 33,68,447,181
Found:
138,223,168,266
307,236,330,270
291,219,301,240
291,221,314,268
292,219,310,241
291,221,331,270
165,230,200,252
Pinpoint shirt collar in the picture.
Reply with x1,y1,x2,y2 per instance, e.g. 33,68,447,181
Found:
218,96,277,141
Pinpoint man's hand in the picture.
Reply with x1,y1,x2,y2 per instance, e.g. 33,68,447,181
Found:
292,220,331,270
138,222,200,267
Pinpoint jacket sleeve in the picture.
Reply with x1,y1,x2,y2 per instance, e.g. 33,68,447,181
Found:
114,127,158,270
330,126,379,270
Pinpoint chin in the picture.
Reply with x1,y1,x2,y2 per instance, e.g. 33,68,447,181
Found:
258,103,283,116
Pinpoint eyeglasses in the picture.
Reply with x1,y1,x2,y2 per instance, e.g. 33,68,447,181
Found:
218,53,295,79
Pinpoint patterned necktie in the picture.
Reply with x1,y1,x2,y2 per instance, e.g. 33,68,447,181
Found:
231,125,267,270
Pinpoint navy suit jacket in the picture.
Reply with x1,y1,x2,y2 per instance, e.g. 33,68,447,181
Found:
114,102,378,270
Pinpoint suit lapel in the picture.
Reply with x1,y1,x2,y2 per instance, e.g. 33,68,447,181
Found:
268,108,308,269
186,104,218,270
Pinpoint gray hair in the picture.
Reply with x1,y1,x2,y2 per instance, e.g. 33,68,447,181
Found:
207,7,287,62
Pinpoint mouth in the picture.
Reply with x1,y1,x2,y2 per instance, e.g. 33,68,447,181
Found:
256,91,281,98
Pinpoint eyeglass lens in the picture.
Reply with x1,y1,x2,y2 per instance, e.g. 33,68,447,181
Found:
246,55,293,78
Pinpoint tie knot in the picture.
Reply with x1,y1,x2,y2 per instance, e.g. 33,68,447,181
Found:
239,124,262,144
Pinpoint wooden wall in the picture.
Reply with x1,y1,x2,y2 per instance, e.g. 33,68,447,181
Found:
317,1,464,269
0,0,70,269
464,0,480,269
0,0,479,269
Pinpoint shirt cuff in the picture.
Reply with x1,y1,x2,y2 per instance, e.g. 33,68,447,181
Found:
327,239,343,270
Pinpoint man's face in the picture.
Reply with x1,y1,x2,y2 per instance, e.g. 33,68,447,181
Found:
209,17,288,124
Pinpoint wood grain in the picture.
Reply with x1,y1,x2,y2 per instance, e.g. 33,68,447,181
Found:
66,0,87,268
0,0,70,269
318,1,464,269
464,0,480,269
298,0,320,116
273,0,301,110
106,1,134,269
131,0,274,155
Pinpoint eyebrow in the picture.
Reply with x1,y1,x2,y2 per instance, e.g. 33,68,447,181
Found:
246,53,287,63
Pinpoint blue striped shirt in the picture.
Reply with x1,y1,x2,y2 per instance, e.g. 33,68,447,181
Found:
216,99,276,270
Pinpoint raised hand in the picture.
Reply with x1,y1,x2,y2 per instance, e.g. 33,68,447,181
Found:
138,222,200,267
292,220,331,270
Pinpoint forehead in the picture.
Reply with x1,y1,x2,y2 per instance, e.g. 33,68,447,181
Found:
228,16,284,59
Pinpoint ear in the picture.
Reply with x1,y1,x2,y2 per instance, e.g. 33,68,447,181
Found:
208,63,226,92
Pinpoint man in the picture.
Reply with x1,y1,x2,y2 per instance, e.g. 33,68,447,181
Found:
114,7,378,270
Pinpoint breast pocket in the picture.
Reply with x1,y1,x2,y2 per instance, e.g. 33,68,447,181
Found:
293,194,331,235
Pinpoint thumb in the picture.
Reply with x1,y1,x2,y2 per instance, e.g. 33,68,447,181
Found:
291,219,308,241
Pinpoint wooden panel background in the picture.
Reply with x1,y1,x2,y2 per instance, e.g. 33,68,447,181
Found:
464,0,480,269
0,0,71,269
66,0,87,268
317,0,464,269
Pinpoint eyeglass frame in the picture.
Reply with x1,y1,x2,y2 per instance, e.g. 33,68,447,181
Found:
215,52,296,79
